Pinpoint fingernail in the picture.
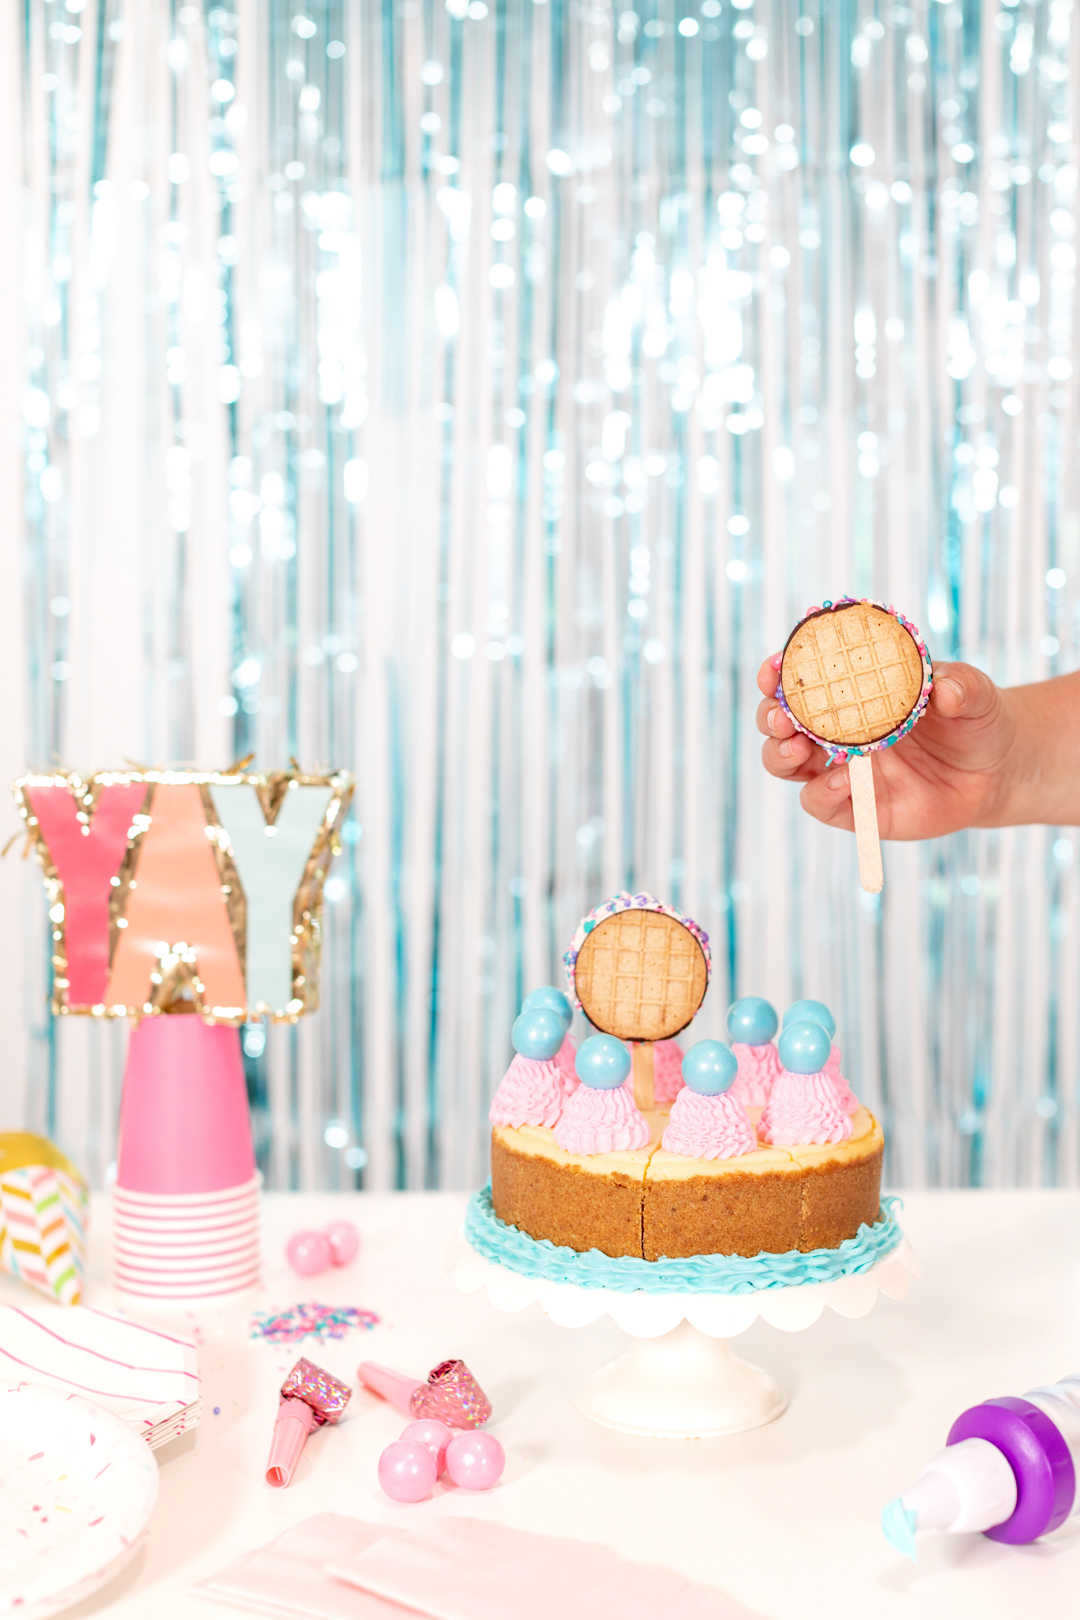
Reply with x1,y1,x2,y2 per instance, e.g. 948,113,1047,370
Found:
766,705,779,733
779,739,794,758
936,676,964,707
827,768,849,792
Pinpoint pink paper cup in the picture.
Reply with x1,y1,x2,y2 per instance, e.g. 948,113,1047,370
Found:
115,1257,259,1285
114,1251,260,1284
113,1211,260,1231
111,1166,262,1302
115,1276,259,1303
113,1214,259,1240
113,1236,261,1267
116,1018,256,1196
112,1172,262,1209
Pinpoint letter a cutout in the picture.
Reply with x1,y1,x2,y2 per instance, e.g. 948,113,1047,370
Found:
106,783,246,1015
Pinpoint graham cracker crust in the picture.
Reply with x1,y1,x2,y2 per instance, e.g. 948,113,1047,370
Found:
490,1114,884,1261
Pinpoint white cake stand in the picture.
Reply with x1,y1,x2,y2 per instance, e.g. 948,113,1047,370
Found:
450,1232,918,1439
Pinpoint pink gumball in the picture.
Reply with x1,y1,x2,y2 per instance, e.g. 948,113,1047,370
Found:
399,1418,454,1475
286,1229,332,1276
378,1439,437,1503
323,1219,361,1267
445,1430,505,1490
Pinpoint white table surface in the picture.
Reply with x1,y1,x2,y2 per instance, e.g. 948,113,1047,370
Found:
7,1188,1080,1620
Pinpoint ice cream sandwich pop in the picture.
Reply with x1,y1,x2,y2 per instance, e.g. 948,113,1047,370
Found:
564,892,711,1110
777,598,933,893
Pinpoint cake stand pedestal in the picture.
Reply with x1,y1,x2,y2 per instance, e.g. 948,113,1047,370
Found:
450,1235,918,1440
575,1319,784,1436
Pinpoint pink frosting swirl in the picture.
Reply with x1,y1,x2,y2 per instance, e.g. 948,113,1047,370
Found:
554,1084,651,1155
762,1069,853,1146
825,1044,859,1115
489,1055,564,1129
555,1034,579,1098
652,1039,685,1103
729,1041,782,1108
661,1088,756,1160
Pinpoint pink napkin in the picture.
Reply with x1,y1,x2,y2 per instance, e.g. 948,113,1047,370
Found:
327,1518,762,1620
194,1513,762,1620
192,1514,401,1618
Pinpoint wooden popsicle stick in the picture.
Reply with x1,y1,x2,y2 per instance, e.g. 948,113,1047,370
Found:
849,753,883,894
631,1041,655,1112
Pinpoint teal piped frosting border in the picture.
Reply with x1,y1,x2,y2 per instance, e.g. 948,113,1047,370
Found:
464,1187,904,1295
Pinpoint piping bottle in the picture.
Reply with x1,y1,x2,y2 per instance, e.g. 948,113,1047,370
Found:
883,1375,1080,1558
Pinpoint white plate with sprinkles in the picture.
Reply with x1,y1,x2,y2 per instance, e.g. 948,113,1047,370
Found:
0,1383,158,1618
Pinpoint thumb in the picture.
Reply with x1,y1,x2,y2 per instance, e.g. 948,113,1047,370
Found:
929,661,1001,722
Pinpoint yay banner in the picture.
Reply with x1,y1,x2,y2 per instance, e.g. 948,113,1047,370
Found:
13,768,353,1023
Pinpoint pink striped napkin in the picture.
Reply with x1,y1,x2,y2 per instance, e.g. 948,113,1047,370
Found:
193,1513,762,1620
0,1304,200,1448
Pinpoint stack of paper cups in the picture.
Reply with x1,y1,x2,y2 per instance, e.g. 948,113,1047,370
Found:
113,1015,260,1305
112,1176,261,1302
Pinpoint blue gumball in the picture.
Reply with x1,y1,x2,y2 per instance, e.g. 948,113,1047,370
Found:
681,1040,738,1096
575,1034,631,1090
782,999,836,1041
521,986,573,1030
777,1020,831,1075
512,1007,566,1062
726,996,779,1047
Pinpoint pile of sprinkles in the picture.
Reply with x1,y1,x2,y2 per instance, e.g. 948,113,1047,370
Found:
250,1302,379,1346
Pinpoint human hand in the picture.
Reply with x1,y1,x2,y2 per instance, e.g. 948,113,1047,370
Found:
755,655,1020,839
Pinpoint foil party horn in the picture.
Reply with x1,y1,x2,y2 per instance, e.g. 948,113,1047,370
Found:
266,1356,352,1487
357,1357,492,1429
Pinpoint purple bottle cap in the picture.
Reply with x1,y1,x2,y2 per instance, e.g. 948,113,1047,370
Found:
947,1397,1076,1544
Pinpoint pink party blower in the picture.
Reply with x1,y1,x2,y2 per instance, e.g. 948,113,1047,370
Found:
357,1358,493,1429
266,1357,352,1487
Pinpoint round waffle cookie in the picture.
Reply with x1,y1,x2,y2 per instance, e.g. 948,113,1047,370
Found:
565,894,710,1042
780,600,925,749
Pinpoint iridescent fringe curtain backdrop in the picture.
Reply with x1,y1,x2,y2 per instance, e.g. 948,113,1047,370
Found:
4,0,1079,1191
